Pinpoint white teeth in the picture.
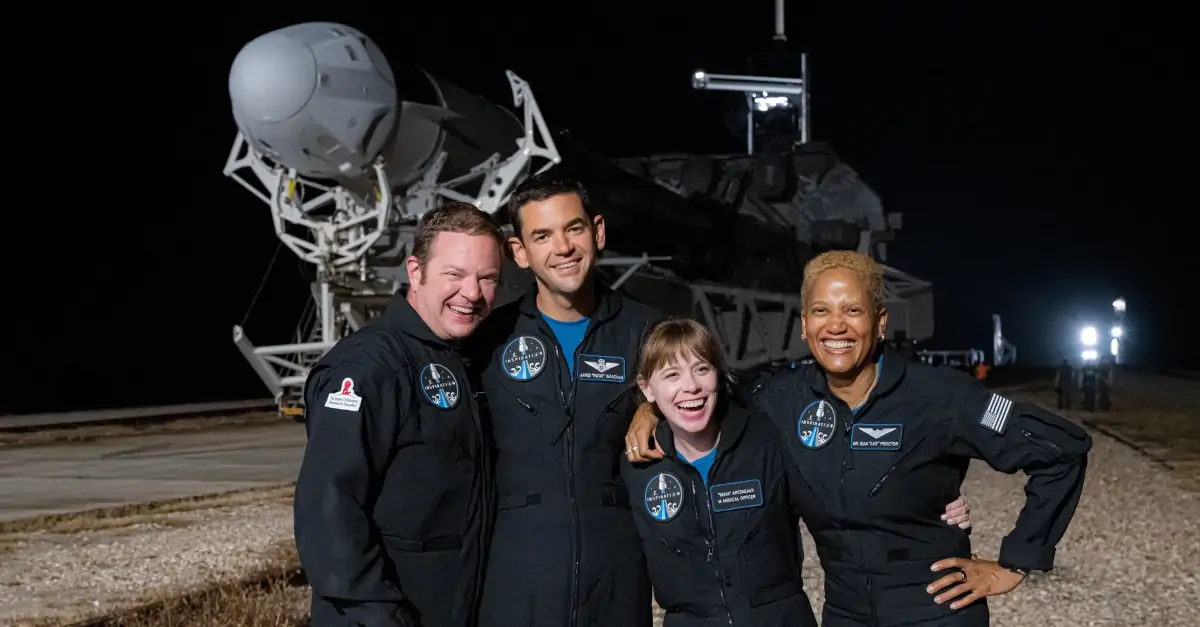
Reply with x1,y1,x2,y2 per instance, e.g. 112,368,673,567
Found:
553,260,579,269
677,399,706,409
449,305,473,315
823,340,854,349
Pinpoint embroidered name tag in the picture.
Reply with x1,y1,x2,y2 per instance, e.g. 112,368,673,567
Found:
850,424,903,450
577,354,626,383
709,479,764,512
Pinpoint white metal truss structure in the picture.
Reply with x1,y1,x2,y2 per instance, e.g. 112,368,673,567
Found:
224,71,561,411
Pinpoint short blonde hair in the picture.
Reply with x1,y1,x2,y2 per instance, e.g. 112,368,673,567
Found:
801,250,885,314
636,317,732,389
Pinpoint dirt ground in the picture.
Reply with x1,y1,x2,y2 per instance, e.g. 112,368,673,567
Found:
1024,376,1200,492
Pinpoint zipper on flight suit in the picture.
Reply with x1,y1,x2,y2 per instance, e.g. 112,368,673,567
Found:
838,393,880,612
1023,430,1065,457
540,317,603,627
686,471,734,627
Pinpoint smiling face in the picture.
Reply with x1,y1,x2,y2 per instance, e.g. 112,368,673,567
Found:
635,318,729,440
406,231,502,341
802,267,888,375
639,351,721,435
509,191,606,299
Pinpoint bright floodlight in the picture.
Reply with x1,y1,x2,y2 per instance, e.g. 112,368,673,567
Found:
1110,338,1119,356
1111,326,1123,338
1080,326,1098,347
1113,298,1126,312
1081,349,1099,361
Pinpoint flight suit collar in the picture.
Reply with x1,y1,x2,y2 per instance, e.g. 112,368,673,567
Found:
652,395,748,461
807,345,907,400
381,290,455,349
515,281,624,325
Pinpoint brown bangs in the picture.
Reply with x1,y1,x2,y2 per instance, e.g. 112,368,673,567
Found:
636,317,728,381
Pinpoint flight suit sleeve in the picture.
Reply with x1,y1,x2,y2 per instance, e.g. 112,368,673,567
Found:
945,377,1093,572
294,362,419,627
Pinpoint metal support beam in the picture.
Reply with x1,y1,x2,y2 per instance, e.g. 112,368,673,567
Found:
689,282,806,370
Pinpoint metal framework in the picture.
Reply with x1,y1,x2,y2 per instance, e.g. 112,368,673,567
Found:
917,349,987,369
225,71,562,411
692,66,811,154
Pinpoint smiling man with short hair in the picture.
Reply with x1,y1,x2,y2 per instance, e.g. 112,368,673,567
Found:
294,201,504,627
471,172,661,627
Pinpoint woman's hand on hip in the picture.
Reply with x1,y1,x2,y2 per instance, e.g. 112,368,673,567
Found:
927,556,1025,610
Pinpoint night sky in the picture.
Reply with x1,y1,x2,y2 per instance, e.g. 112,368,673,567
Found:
12,3,1187,415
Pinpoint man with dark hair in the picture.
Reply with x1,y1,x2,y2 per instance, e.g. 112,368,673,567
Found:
471,171,660,627
295,201,504,627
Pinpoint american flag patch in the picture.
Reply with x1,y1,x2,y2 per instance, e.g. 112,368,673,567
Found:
979,393,1013,435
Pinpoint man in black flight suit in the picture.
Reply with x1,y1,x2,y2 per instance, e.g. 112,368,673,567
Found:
294,202,505,627
471,173,661,627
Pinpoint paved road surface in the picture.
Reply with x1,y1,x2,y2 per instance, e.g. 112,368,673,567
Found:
0,399,275,431
0,422,305,522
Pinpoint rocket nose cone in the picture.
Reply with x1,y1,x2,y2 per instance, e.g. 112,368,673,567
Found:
229,33,318,124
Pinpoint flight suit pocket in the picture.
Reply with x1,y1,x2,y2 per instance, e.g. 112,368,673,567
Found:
736,479,795,592
593,386,641,448
488,390,547,452
643,537,700,613
497,492,542,512
381,534,462,624
864,423,939,499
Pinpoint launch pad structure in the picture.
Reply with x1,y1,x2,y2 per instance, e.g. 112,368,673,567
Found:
222,12,940,416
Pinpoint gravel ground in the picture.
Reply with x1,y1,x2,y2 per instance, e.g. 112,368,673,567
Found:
0,499,295,625
3,379,1197,627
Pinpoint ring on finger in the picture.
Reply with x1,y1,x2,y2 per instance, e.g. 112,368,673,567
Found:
959,571,968,583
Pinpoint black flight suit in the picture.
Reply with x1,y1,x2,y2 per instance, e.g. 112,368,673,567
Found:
294,294,492,627
749,348,1092,627
620,395,819,627
471,286,660,627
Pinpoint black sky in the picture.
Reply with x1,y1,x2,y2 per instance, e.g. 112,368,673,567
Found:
10,3,1189,415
